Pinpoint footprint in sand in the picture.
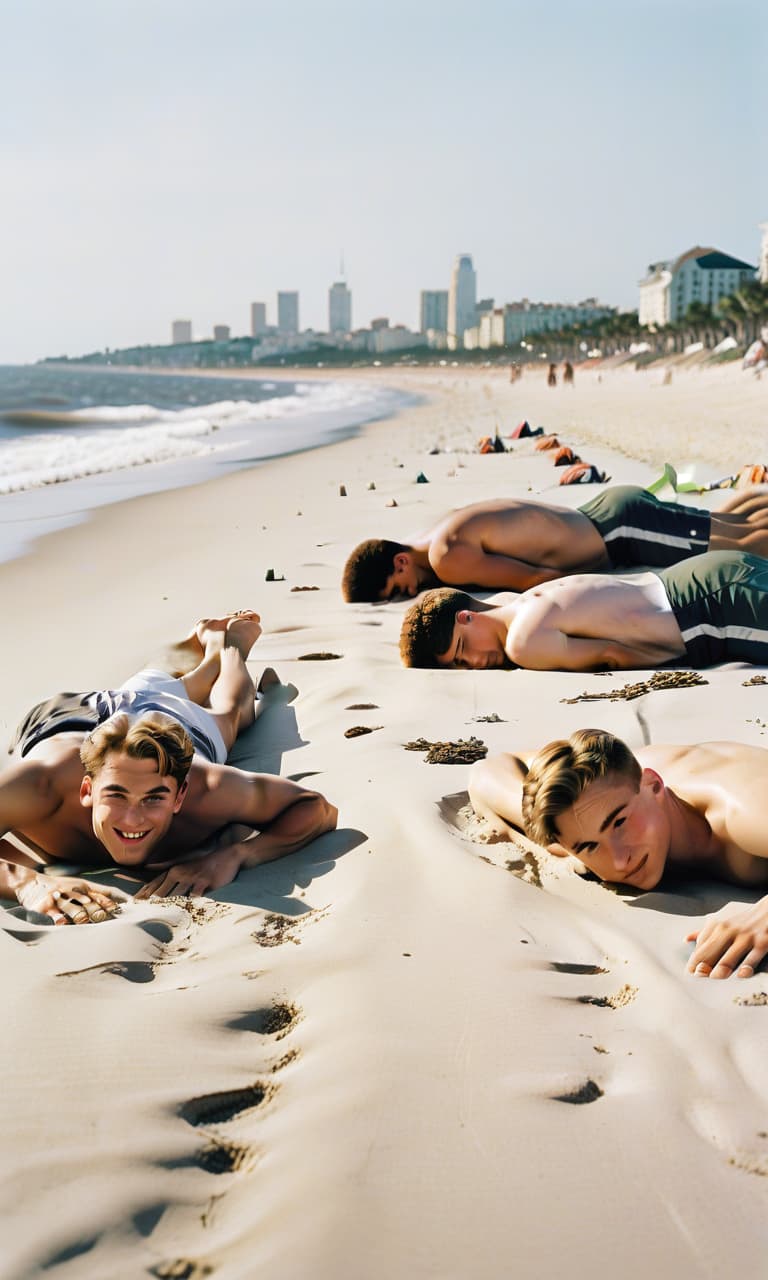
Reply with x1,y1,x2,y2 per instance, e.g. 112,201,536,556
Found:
180,1082,273,1127
196,1138,257,1176
227,1001,301,1039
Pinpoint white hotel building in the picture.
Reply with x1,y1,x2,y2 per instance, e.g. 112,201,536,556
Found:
638,246,755,327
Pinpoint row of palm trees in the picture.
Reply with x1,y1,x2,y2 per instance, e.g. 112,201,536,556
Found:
517,279,768,362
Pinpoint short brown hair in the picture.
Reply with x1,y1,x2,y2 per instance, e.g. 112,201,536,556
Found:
342,539,409,602
80,711,194,789
399,587,474,668
522,729,642,846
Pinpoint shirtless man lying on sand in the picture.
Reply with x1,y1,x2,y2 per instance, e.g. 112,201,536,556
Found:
400,550,768,672
468,730,768,980
0,612,337,925
342,485,768,600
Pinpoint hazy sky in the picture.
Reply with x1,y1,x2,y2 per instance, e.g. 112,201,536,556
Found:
2,0,765,363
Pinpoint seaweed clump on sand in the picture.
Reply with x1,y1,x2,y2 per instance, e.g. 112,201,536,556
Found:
561,670,707,705
404,736,487,764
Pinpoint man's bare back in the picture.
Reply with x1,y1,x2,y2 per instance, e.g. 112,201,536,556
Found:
416,499,609,591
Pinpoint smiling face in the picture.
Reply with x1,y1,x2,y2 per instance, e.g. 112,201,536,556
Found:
551,770,671,889
436,609,508,670
80,751,188,865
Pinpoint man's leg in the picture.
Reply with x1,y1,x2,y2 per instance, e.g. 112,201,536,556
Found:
198,615,263,753
715,486,768,522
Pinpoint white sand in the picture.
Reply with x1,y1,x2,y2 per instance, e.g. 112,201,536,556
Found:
2,361,768,1279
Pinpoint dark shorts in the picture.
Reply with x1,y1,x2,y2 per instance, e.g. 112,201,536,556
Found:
9,691,101,756
658,551,768,667
579,485,711,567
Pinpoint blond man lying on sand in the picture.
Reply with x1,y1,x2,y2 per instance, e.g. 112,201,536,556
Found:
343,485,768,600
400,550,768,672
468,730,768,981
0,612,337,925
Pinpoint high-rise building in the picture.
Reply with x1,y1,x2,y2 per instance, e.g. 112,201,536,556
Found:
420,290,448,334
447,254,477,349
277,291,299,334
172,319,192,344
251,302,267,336
213,324,231,342
329,280,352,334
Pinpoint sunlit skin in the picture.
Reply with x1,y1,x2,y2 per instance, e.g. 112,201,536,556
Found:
80,753,188,866
0,612,338,926
374,488,768,599
549,771,674,892
468,741,768,980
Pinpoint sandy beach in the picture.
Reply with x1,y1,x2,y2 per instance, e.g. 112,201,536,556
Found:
2,360,768,1280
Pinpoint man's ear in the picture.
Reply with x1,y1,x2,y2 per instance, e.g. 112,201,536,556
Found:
393,551,411,573
172,779,189,814
640,767,664,798
80,775,93,808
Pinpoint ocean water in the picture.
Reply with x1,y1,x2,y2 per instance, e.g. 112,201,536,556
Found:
0,365,415,563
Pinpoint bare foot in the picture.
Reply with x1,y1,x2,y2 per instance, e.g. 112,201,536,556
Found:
224,613,263,658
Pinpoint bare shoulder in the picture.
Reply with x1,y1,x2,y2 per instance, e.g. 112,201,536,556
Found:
639,740,768,781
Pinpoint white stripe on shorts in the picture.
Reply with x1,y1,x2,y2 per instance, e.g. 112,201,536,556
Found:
603,524,707,549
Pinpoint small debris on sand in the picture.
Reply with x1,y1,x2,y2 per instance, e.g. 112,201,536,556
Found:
265,568,285,582
290,585,320,592
551,1079,604,1105
339,484,347,496
367,481,376,490
346,702,379,710
385,498,398,507
578,983,638,1009
415,471,429,483
734,991,768,1006
404,736,487,764
344,725,382,738
561,670,707,704
743,674,768,686
297,652,342,661
472,712,506,723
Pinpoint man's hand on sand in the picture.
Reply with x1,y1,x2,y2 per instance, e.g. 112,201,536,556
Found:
686,897,768,979
136,847,243,900
17,873,125,926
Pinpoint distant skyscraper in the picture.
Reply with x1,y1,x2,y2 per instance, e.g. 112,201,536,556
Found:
213,324,231,342
329,280,352,334
447,254,477,349
277,291,299,334
420,290,448,334
251,302,267,336
172,319,192,344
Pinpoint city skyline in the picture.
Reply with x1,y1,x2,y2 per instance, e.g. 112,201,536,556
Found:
2,0,763,364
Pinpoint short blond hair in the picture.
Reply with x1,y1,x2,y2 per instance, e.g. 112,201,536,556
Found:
522,729,642,847
80,712,194,789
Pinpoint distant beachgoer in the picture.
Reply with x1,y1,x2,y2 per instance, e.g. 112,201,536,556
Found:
562,361,574,385
399,550,768,672
1,613,337,922
547,363,557,387
341,486,768,600
468,730,768,979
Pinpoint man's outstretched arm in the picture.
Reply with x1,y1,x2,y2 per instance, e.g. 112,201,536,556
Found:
468,752,533,836
137,772,338,899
